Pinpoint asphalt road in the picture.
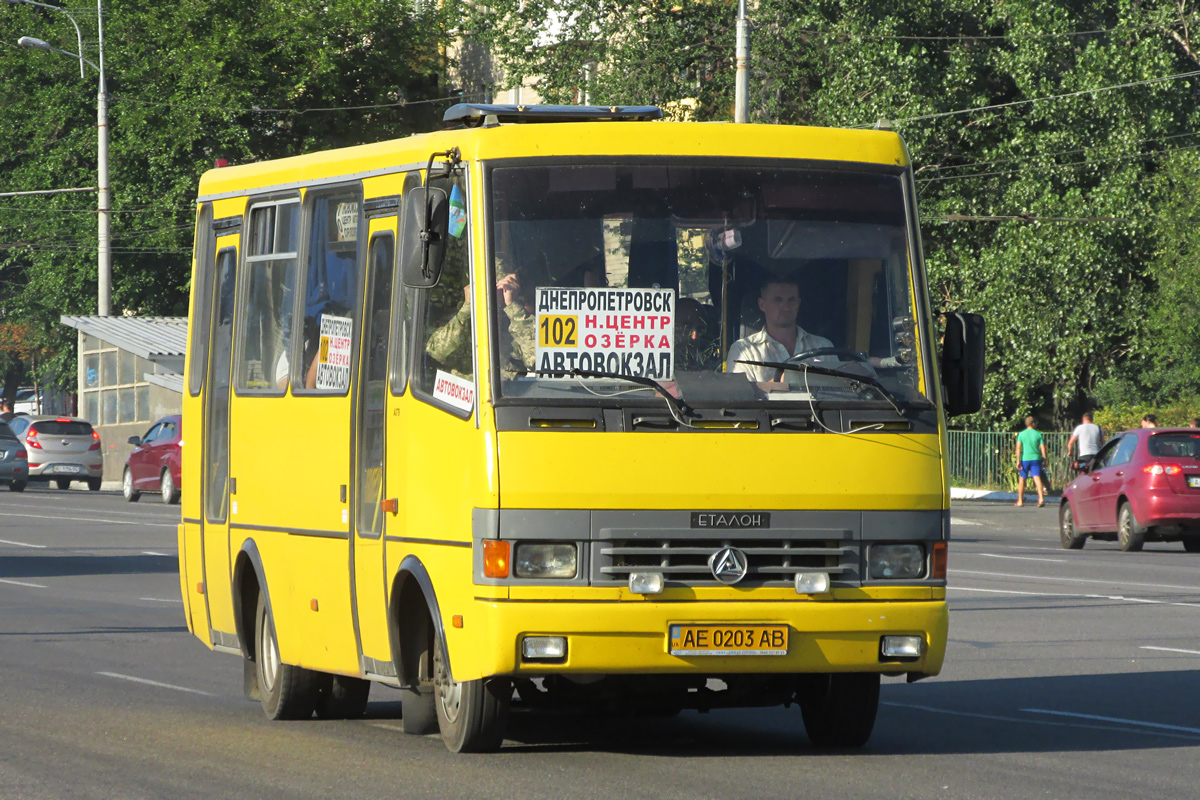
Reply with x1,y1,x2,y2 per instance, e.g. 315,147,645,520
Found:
2,487,1198,799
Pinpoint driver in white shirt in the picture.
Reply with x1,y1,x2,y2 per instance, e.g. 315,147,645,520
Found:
726,278,835,387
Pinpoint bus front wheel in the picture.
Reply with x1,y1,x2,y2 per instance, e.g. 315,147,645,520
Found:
433,640,509,753
798,673,880,748
255,593,317,720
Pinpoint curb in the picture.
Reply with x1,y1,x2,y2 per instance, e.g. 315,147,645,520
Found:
951,487,1061,502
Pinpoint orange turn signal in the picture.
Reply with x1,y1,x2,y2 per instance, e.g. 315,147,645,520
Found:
931,541,948,580
196,582,205,595
452,615,463,628
381,498,399,515
483,540,511,579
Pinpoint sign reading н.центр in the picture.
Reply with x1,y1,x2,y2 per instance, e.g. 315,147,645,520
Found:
534,287,675,379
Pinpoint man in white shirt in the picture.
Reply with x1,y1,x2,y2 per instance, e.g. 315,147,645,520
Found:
725,278,835,385
1067,411,1103,469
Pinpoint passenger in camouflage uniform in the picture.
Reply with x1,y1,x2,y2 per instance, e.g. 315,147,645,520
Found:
425,276,536,376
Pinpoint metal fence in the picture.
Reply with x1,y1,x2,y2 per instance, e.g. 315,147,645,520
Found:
947,430,1072,493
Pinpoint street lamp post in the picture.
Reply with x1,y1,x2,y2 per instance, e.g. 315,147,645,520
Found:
12,0,111,316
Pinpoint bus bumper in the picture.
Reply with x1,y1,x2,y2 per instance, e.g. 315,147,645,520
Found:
454,598,947,680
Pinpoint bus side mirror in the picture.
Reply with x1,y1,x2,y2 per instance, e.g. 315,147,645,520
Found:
401,186,449,288
942,312,985,417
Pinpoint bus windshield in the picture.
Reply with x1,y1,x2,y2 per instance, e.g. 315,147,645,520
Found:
488,160,929,408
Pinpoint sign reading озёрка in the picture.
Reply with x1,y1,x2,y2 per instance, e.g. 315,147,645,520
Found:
534,287,675,379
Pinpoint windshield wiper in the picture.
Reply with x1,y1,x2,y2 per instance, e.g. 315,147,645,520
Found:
735,359,926,410
536,368,698,420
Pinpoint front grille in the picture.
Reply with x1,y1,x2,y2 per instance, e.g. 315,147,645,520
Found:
590,535,859,587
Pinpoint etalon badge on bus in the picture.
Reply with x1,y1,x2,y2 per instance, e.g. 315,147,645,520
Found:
709,546,749,584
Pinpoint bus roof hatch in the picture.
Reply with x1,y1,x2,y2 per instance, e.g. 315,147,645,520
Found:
442,103,663,128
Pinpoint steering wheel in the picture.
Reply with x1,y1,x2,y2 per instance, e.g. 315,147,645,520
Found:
784,347,871,365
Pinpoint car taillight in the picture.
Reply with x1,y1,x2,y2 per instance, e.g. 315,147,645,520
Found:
1144,464,1182,475
89,430,101,451
26,429,42,449
15,448,27,460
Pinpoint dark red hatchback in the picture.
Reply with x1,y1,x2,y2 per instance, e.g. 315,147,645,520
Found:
123,415,181,504
1060,428,1200,552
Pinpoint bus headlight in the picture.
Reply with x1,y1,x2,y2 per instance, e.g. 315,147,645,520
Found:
514,543,577,579
869,544,925,579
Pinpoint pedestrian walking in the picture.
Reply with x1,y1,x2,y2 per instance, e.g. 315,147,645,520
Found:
1067,411,1104,471
1015,416,1047,507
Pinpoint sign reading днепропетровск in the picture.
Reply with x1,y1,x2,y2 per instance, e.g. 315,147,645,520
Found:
534,287,675,380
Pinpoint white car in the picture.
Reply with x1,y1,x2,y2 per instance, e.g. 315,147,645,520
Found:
5,415,103,490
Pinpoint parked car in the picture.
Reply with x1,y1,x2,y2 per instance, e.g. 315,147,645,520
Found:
123,415,181,504
13,388,41,415
0,421,29,492
5,415,103,490
1060,428,1200,552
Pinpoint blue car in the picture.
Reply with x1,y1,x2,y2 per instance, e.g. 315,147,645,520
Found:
0,422,29,491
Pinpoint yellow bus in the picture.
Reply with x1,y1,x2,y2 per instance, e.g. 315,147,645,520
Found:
179,104,984,752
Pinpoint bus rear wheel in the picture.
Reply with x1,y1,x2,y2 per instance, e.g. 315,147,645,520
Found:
254,593,317,720
433,640,509,753
798,673,880,748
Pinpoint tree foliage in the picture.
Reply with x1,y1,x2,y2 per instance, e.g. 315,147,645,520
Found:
1,0,449,396
455,0,1200,428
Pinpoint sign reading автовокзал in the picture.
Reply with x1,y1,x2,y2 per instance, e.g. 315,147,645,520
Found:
534,287,675,379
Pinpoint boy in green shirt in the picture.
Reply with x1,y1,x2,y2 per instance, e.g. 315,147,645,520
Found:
1015,416,1047,507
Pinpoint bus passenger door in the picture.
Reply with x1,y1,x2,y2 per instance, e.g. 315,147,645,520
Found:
352,219,399,672
201,238,239,643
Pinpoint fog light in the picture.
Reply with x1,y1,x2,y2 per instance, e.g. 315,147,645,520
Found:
869,544,926,580
522,636,567,660
881,635,924,659
794,572,830,594
629,572,664,595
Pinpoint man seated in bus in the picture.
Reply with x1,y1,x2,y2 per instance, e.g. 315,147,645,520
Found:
725,277,837,389
426,271,536,376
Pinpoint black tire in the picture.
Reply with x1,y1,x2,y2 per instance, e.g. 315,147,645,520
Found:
8,480,25,493
313,674,371,719
123,468,141,502
1118,502,1146,552
433,637,509,753
254,593,318,720
1183,538,1200,553
798,673,880,748
160,469,180,504
86,477,101,492
1059,503,1086,549
55,478,71,490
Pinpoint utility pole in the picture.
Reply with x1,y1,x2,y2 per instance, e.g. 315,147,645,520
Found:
734,0,749,123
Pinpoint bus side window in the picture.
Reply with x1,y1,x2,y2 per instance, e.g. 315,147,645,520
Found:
412,171,473,408
297,187,362,394
390,171,421,396
236,200,299,394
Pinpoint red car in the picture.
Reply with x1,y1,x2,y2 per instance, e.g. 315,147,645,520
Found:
1060,427,1200,552
123,415,181,504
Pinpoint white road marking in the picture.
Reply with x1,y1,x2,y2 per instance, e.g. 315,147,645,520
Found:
141,551,170,556
139,597,184,603
952,569,1200,592
1000,545,1063,551
367,722,406,732
0,538,46,548
1021,708,1200,735
0,577,47,588
950,585,1200,608
96,672,214,696
1140,645,1200,656
0,510,175,528
950,518,981,526
975,553,1069,563
882,701,1200,741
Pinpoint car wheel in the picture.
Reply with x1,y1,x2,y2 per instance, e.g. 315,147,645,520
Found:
1183,538,1200,553
55,478,71,490
161,469,180,504
433,635,510,753
1118,502,1146,552
87,477,101,492
1059,503,1086,549
123,468,141,502
799,673,881,748
254,593,318,720
9,480,26,493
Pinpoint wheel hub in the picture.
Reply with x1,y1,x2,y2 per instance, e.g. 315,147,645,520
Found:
434,646,462,723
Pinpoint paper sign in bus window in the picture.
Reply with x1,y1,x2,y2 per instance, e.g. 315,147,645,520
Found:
534,287,675,380
433,369,475,412
315,314,353,391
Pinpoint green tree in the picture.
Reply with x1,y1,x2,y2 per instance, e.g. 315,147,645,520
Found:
1,0,450,394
